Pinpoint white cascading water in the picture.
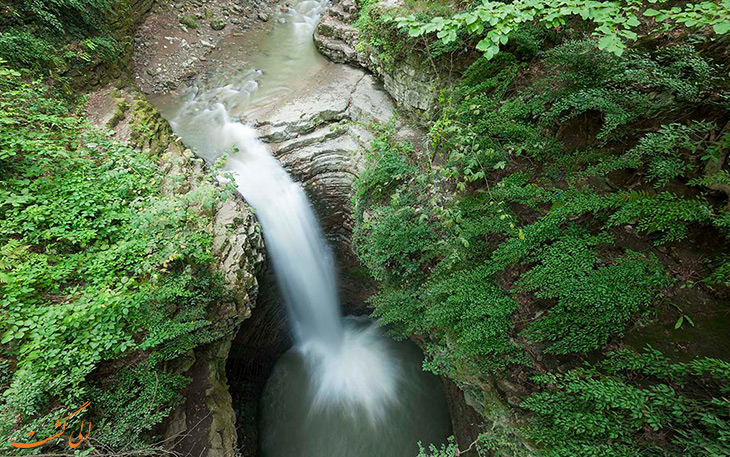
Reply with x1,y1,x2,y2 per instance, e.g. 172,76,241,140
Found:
153,1,452,455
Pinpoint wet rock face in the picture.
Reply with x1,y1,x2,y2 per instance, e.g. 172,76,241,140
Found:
313,0,366,67
227,268,292,457
246,63,417,306
156,114,266,457
376,56,440,115
313,0,440,117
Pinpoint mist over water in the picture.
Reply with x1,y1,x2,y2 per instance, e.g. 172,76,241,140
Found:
153,1,452,455
262,317,452,457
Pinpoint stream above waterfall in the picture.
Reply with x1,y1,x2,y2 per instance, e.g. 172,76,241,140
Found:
151,1,452,455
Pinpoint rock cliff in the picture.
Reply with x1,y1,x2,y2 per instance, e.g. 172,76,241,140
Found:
245,62,419,306
86,87,266,457
313,0,441,118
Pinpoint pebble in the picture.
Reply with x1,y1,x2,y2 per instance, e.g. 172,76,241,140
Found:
258,12,269,21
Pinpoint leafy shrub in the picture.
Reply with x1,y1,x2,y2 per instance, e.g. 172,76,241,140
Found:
0,0,120,71
355,190,438,285
6,0,112,34
397,0,730,59
353,17,730,455
539,42,715,140
0,73,229,451
523,349,730,457
518,236,668,353
608,192,714,243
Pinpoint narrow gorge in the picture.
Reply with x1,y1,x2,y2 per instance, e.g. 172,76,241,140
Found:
116,0,469,455
1,0,729,456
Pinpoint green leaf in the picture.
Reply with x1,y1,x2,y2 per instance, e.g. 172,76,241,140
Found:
598,34,613,50
476,38,492,52
713,22,730,34
674,315,684,329
597,34,625,56
644,8,661,17
481,42,500,60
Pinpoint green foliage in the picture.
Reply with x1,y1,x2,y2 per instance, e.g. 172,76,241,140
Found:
0,74,229,451
352,18,730,456
397,0,730,60
523,349,730,457
518,236,668,353
0,0,120,71
354,133,418,208
575,122,716,184
356,194,438,284
5,0,112,34
0,30,63,69
180,14,199,29
93,364,190,451
355,0,413,72
354,0,472,78
645,0,730,35
432,53,559,182
538,42,714,140
706,257,730,287
608,192,714,243
417,436,461,457
422,266,525,370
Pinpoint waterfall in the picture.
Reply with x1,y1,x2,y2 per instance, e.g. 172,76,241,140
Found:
167,83,405,420
155,1,452,454
159,0,402,412
222,118,344,348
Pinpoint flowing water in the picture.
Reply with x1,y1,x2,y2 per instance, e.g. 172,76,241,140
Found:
152,2,451,456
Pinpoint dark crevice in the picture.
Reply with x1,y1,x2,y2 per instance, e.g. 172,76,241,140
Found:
227,267,291,457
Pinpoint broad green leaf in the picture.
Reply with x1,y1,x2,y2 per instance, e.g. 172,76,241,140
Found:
476,38,492,52
713,22,730,34
1,330,13,344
